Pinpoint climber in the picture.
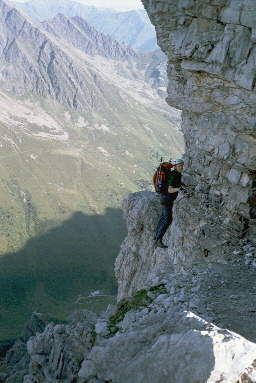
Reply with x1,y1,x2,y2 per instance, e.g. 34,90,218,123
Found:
154,158,186,248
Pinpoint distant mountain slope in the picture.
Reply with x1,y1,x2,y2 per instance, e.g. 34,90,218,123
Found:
41,13,136,58
84,8,158,52
0,0,170,123
12,0,158,51
0,1,136,112
40,13,167,95
0,0,183,340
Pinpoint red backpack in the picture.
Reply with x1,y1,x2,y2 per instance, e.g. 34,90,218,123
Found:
153,162,173,194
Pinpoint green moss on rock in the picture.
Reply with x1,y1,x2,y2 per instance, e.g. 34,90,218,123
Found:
149,284,167,295
106,284,167,337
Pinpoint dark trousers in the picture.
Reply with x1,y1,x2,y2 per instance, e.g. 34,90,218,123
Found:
155,203,173,241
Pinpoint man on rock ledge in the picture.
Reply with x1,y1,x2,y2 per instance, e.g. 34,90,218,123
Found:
154,158,186,249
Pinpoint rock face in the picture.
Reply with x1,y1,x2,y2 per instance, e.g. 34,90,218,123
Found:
4,313,51,382
116,192,256,338
115,191,165,299
5,310,97,383
140,0,256,268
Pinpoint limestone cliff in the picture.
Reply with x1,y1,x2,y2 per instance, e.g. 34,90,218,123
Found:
115,0,256,299
140,0,256,266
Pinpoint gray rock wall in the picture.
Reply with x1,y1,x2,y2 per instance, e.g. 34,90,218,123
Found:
141,0,256,266
115,191,168,299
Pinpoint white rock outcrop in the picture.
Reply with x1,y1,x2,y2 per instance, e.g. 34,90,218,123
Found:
15,270,256,382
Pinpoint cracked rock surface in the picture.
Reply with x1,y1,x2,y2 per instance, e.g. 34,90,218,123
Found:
141,0,256,266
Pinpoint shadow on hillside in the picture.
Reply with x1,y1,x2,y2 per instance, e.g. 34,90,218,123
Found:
0,208,126,339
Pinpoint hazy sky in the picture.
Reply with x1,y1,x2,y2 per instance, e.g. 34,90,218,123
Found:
78,0,144,10
14,0,144,11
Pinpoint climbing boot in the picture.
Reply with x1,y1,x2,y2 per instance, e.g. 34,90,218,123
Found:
155,239,168,249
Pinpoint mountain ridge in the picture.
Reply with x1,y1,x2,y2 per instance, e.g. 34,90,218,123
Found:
0,0,167,114
12,0,158,51
41,13,137,59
